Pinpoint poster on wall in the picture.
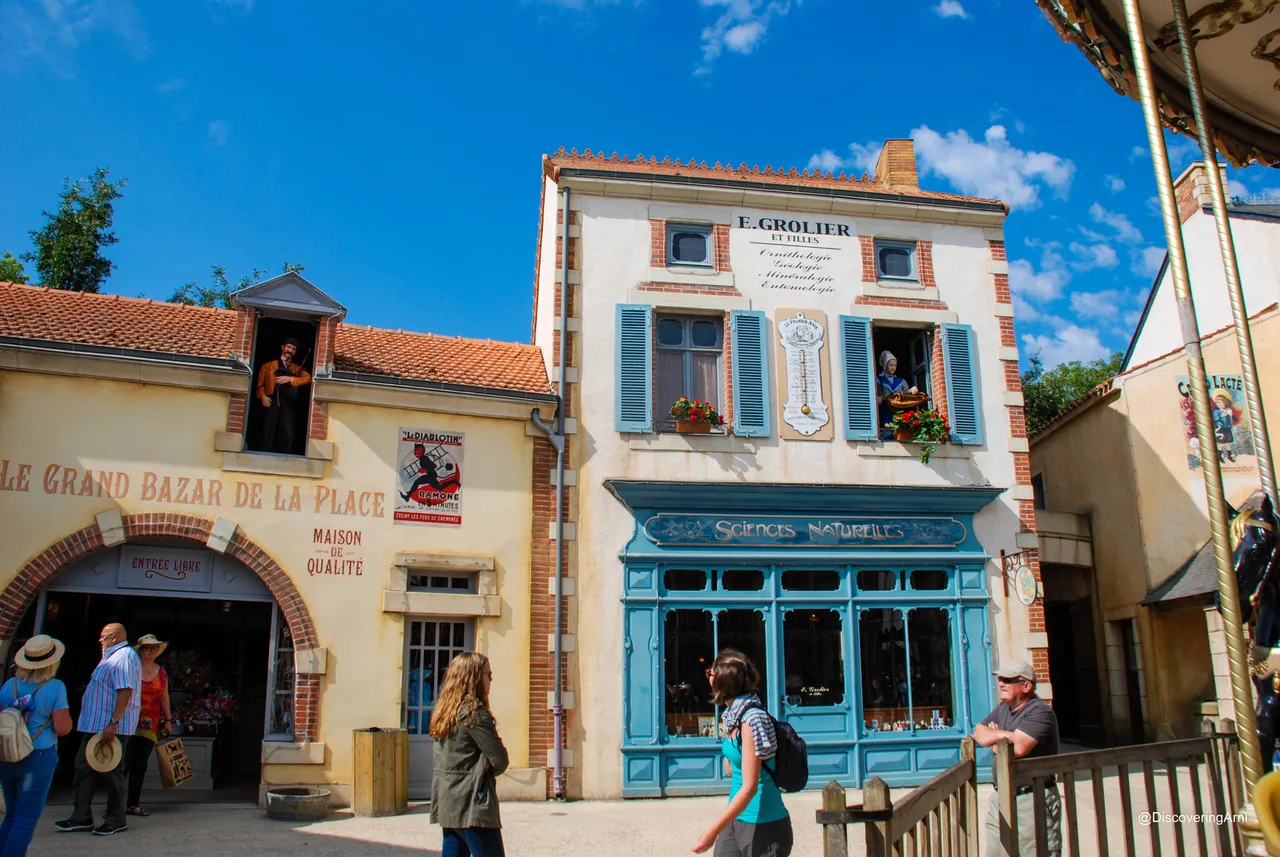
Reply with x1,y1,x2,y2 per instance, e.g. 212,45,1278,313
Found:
1176,374,1257,474
394,428,464,526
772,308,833,441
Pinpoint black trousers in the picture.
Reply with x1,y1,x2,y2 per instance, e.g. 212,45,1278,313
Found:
261,401,297,453
125,735,156,807
69,733,128,828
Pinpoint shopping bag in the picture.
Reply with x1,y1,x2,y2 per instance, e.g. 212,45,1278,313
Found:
155,738,193,788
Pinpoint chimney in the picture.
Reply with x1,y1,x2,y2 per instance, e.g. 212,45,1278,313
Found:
1173,161,1228,223
874,139,919,189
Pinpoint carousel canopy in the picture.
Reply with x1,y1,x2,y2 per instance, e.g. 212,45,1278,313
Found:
1036,0,1280,167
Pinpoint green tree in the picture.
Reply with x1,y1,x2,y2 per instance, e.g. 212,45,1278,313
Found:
1022,350,1125,435
169,262,306,309
0,251,29,284
24,167,128,293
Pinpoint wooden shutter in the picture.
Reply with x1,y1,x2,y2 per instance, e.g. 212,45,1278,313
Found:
941,322,984,445
616,304,653,433
839,315,878,441
730,310,771,437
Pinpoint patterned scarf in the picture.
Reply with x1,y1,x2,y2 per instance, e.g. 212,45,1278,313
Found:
720,693,777,761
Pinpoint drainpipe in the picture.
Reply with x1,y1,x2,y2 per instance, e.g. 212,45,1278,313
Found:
528,185,571,800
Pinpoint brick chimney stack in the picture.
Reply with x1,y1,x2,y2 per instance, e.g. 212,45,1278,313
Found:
1173,161,1229,223
874,139,919,189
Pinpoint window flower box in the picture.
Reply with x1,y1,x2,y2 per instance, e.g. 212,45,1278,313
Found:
889,408,951,465
669,397,724,435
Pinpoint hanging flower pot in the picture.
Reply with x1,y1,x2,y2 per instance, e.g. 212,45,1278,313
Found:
894,426,915,443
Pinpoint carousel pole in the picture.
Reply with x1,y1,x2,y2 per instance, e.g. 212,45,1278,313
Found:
1170,0,1279,511
1119,0,1264,788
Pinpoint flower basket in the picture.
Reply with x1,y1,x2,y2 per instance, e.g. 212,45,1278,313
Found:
669,397,724,433
889,408,951,464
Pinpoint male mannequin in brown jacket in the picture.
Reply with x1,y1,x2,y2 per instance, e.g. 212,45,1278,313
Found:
254,338,311,454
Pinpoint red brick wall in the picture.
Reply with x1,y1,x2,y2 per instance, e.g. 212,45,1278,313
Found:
860,236,877,282
917,241,936,289
235,307,256,363
722,311,734,428
308,401,329,441
854,296,950,310
714,224,731,272
636,282,742,297
650,219,666,268
227,392,248,434
930,325,949,423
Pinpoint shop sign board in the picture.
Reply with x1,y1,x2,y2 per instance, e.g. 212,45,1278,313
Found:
118,546,214,593
643,514,966,549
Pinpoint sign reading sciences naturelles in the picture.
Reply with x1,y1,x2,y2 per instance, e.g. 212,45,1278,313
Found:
643,514,967,548
394,428,464,526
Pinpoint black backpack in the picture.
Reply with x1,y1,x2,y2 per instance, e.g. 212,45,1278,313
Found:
740,702,809,793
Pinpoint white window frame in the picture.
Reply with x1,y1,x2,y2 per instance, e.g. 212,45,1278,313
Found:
874,239,918,282
666,223,714,268
264,604,296,742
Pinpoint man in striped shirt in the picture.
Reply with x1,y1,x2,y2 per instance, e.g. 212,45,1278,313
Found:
55,623,142,837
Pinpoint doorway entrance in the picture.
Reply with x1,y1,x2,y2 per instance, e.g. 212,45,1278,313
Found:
402,618,472,798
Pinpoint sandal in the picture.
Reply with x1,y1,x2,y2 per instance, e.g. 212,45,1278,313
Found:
126,806,149,817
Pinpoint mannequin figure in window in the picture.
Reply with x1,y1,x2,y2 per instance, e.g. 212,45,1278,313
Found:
876,351,918,440
255,338,311,454
401,443,445,502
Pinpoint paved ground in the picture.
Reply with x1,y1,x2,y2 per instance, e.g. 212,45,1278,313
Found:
16,763,1248,856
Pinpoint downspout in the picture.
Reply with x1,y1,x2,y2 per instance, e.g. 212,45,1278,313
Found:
529,185,571,800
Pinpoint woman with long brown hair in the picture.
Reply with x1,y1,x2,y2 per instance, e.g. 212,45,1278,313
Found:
429,652,508,857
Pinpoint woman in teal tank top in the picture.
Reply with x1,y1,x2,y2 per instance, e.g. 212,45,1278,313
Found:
692,649,792,857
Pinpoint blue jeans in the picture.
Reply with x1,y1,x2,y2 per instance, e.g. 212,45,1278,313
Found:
0,748,59,857
441,827,506,857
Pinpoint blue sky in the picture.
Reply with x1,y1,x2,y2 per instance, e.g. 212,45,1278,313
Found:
2,0,1277,369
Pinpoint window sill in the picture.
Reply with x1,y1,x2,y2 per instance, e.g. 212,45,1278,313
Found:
862,281,938,301
626,433,757,454
855,441,971,460
221,452,325,479
646,267,736,288
382,589,502,617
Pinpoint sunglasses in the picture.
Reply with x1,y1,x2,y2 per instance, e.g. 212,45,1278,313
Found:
997,676,1029,685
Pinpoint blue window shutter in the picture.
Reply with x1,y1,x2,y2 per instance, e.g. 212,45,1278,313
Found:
730,310,771,437
941,323,984,446
839,315,877,441
616,304,653,433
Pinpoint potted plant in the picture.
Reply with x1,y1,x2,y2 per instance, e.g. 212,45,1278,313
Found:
890,408,951,464
669,397,725,434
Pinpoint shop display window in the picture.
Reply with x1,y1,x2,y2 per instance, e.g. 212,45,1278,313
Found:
662,607,768,738
664,569,708,592
859,606,955,733
720,569,764,591
266,606,295,740
783,609,845,707
857,569,897,591
909,569,948,591
782,569,840,591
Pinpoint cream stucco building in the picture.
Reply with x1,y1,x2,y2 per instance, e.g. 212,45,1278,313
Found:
0,276,556,804
529,143,1045,799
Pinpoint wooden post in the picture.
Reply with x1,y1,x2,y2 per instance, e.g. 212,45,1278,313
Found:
961,737,980,856
995,740,1017,857
864,776,893,857
351,728,409,817
822,780,849,857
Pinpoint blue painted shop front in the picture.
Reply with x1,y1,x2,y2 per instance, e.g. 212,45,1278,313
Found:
607,480,1004,798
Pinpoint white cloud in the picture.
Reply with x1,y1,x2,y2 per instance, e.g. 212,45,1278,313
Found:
1131,245,1166,278
156,77,185,94
208,119,231,147
1089,202,1144,244
1128,146,1146,162
1070,289,1123,319
1068,241,1118,271
1022,324,1109,369
805,140,881,177
698,0,797,73
1124,309,1143,328
0,0,150,72
933,0,968,19
1012,294,1041,322
1106,175,1125,193
1166,133,1200,174
1228,179,1249,198
1009,256,1068,303
910,124,1074,208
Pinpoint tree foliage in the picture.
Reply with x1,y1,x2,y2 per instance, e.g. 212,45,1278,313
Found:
169,262,306,309
23,167,128,293
0,251,29,284
1021,350,1124,435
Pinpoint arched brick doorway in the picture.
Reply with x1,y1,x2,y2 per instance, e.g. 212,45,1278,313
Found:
0,512,320,741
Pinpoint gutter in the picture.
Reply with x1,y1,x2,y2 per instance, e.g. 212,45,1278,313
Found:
0,336,246,373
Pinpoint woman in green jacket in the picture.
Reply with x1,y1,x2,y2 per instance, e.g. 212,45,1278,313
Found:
429,652,509,857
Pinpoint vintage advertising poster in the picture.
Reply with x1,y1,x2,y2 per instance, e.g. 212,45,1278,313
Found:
394,428,464,526
1176,374,1256,475
772,308,833,441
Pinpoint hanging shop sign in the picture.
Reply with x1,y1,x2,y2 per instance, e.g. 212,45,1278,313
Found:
1013,565,1038,606
774,309,833,441
643,514,967,549
394,428,465,526
118,546,215,593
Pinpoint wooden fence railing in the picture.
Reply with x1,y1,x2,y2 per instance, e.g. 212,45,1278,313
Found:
817,720,1246,857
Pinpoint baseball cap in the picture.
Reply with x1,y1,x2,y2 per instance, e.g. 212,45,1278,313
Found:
993,659,1036,683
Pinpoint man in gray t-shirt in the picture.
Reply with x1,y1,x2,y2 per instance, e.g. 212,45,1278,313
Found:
973,659,1062,857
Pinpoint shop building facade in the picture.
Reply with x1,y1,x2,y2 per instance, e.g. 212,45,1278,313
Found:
529,144,1043,798
0,276,556,804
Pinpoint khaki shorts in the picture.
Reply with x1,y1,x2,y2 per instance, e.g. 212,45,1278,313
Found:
985,786,1062,857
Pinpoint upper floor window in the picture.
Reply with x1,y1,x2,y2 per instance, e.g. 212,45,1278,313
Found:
875,240,918,282
246,315,318,456
1032,473,1046,510
656,315,723,431
667,224,713,268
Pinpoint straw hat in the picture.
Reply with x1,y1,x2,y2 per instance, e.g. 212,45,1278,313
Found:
13,635,65,671
133,634,169,657
85,732,124,773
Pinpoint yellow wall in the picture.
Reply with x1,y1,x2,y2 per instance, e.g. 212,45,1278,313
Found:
0,370,535,798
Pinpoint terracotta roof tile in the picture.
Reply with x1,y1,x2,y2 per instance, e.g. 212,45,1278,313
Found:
0,283,552,397
544,148,1008,209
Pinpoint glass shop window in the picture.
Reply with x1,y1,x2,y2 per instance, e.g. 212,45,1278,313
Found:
859,607,956,733
781,569,840,591
717,609,768,697
719,569,764,591
783,609,845,707
266,605,295,740
664,568,709,592
857,570,897,592
664,610,715,738
909,569,948,591
908,608,955,730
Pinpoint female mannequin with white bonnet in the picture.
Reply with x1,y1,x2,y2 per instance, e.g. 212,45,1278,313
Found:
876,351,918,438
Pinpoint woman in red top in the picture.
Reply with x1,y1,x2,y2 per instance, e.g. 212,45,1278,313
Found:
125,635,172,817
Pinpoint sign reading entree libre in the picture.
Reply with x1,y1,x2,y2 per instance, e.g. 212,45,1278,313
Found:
643,514,967,548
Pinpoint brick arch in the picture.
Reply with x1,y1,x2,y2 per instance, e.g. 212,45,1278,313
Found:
0,513,321,741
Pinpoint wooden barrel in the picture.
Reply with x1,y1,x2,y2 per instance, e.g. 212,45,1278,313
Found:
352,728,409,817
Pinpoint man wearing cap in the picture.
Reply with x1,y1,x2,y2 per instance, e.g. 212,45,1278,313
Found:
973,659,1062,857
55,623,141,837
254,336,311,454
